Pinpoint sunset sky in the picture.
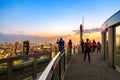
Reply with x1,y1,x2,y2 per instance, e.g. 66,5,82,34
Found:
0,0,120,43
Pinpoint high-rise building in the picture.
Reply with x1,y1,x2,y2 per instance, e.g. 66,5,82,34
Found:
23,40,30,55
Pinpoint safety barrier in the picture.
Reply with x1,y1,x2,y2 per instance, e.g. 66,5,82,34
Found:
38,46,78,80
0,52,51,80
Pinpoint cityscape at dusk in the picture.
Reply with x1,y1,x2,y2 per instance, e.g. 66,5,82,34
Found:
0,0,120,80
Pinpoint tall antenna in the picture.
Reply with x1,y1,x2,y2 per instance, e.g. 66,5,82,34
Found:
82,16,84,32
79,17,84,52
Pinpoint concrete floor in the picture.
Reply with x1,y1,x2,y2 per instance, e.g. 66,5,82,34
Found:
64,52,120,80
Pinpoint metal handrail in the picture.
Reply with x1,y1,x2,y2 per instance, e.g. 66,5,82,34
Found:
38,48,72,80
0,46,77,80
38,52,61,80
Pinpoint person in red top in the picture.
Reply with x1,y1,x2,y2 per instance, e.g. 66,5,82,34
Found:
92,39,96,53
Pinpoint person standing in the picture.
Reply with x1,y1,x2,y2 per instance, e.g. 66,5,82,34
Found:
58,38,65,52
97,41,101,54
68,39,72,61
83,39,91,62
92,39,96,53
80,39,84,53
68,39,72,50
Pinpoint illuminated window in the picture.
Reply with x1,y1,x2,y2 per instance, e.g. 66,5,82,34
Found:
115,26,120,72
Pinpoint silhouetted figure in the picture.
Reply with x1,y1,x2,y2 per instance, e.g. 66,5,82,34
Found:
68,39,72,61
80,39,84,53
58,38,65,52
97,41,101,54
92,39,96,53
68,39,72,49
83,39,91,62
89,40,92,53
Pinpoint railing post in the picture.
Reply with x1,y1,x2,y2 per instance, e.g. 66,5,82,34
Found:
67,49,69,64
59,55,61,80
7,59,13,80
52,46,57,58
67,49,71,64
70,49,72,61
55,46,57,55
64,51,66,71
78,45,80,53
33,54,37,79
51,66,54,80
49,47,52,60
73,46,75,54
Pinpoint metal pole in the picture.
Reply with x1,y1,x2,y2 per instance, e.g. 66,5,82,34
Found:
119,36,120,50
80,24,83,52
33,54,37,79
73,45,75,54
64,52,65,71
7,59,13,80
59,58,61,80
80,31,82,42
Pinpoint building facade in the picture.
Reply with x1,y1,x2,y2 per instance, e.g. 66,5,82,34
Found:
101,10,120,72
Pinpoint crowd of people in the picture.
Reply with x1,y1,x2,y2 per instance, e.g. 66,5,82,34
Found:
81,39,101,62
56,37,101,63
81,39,101,54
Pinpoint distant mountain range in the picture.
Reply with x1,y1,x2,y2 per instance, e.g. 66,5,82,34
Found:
0,32,57,43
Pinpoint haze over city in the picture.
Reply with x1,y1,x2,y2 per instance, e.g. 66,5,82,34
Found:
0,0,120,43
0,1,120,80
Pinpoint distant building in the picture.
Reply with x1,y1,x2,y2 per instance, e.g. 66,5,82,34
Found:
14,42,22,56
23,40,30,55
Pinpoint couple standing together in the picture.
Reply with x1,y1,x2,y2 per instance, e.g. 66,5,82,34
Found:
57,38,72,52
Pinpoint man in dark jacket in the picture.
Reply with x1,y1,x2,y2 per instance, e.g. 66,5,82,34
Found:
83,38,91,62
58,38,65,52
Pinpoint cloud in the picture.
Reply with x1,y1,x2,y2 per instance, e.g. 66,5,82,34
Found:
84,29,92,33
73,30,79,34
17,31,24,34
0,32,55,43
73,28,101,34
90,28,101,32
0,32,73,43
54,34,72,39
60,34,71,37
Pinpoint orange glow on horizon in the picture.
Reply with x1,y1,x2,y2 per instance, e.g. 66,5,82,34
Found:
23,31,101,44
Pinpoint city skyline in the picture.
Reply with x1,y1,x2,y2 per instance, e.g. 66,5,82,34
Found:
0,0,120,43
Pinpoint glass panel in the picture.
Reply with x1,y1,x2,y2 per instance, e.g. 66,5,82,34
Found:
106,31,108,59
115,26,120,72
